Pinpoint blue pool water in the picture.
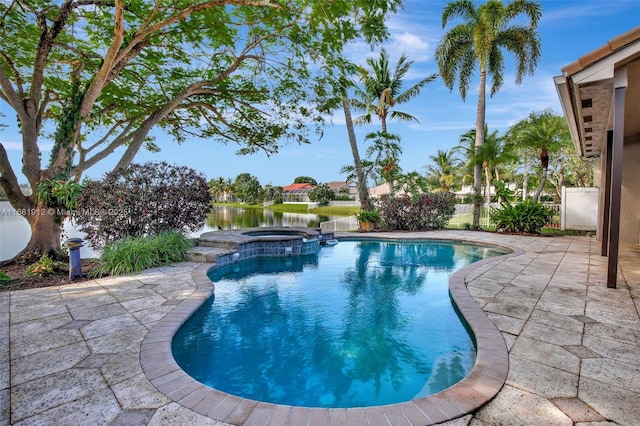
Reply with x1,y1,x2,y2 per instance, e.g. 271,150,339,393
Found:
172,239,508,408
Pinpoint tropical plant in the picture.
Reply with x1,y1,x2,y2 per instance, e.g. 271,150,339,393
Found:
477,128,516,204
234,173,263,204
364,131,403,189
75,162,211,249
494,181,516,206
507,110,571,202
309,184,335,206
436,0,542,227
25,254,66,277
424,149,462,193
294,176,318,185
379,193,456,231
491,199,552,234
357,209,383,224
262,184,283,204
340,87,376,212
0,0,401,259
395,171,430,202
95,231,193,276
208,177,235,203
355,49,438,131
353,48,437,194
314,1,405,214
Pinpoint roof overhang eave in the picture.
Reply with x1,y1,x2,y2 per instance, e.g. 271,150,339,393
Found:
554,75,585,158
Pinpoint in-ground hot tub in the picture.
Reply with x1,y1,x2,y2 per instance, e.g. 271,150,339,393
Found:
196,227,335,264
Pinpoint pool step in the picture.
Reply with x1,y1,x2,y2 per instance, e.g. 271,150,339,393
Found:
186,246,236,263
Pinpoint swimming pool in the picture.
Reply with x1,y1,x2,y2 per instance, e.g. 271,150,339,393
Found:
172,239,509,409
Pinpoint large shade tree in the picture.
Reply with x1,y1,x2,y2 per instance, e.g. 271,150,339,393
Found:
435,0,541,228
0,0,400,260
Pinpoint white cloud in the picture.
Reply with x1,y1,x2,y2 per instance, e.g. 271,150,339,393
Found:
387,32,432,62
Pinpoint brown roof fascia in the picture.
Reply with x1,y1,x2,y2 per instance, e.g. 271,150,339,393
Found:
562,26,640,76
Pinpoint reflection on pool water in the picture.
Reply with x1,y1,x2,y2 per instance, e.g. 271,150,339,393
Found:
172,239,508,408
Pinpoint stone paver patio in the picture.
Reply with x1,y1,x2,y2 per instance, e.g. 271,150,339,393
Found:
1,231,638,425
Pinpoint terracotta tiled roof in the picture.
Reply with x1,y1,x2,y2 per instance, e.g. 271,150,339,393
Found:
561,26,640,76
282,183,314,192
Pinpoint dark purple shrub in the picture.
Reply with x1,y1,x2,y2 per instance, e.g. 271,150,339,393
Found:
75,162,212,249
379,193,456,231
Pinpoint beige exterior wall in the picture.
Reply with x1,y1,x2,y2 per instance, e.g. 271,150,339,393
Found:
621,142,640,244
597,141,640,244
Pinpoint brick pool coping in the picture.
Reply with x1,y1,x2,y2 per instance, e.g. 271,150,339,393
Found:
140,235,524,425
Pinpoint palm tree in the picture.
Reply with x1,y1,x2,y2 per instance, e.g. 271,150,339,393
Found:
342,87,375,212
507,110,571,202
455,125,516,204
365,130,403,190
424,149,462,193
436,0,541,227
353,48,437,194
454,128,480,189
208,177,234,202
476,129,516,204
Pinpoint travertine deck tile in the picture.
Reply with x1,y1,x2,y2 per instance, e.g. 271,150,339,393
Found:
3,232,639,425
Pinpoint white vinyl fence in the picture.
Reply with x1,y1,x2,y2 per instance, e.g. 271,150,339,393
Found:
320,215,359,233
447,203,494,229
319,194,588,233
561,187,598,230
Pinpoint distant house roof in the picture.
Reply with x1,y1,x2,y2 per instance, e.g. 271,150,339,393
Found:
282,183,315,193
326,181,348,191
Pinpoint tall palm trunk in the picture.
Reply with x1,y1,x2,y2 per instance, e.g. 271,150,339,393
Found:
473,68,487,228
533,166,548,202
342,89,374,211
533,149,549,202
484,162,492,205
379,108,395,195
522,153,529,200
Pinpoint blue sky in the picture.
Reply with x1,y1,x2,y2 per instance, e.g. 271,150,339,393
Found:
1,0,639,188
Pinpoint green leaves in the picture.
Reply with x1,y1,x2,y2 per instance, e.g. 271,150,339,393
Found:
75,161,211,249
436,0,541,99
1,1,404,177
96,231,194,276
491,199,552,234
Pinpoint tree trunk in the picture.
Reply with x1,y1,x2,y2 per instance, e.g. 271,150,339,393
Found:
533,149,550,202
484,164,492,205
554,166,565,203
342,89,374,212
533,166,548,203
473,68,487,228
20,200,64,258
380,113,394,196
522,153,528,201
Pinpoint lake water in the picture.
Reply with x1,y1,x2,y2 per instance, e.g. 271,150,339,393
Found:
0,202,338,261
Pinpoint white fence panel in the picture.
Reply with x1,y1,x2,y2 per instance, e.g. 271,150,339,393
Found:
448,203,494,229
328,200,360,207
321,216,359,233
561,187,598,231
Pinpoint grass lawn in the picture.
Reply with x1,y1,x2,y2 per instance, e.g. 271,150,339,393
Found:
212,202,359,216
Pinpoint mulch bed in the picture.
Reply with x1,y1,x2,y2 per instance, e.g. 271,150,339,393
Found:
0,258,100,292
